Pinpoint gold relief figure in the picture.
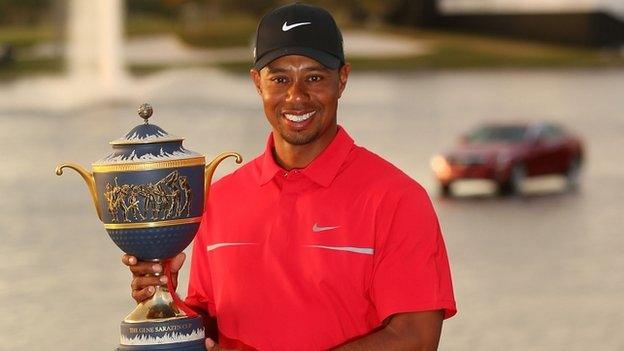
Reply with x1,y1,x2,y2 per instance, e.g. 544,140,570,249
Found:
104,171,194,223
127,188,146,221
107,178,127,223
166,185,181,219
104,183,115,219
154,183,169,220
145,183,159,219
179,177,192,217
162,172,179,219
120,184,132,222
136,185,147,215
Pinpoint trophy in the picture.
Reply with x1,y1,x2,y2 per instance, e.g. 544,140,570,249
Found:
56,103,242,351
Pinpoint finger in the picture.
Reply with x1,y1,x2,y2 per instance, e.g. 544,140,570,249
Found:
128,261,163,276
131,275,168,291
169,252,186,274
121,254,137,266
132,286,155,303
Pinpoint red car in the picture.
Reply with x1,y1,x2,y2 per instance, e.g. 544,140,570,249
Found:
431,122,584,196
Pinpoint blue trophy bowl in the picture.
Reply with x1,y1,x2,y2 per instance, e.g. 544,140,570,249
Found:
93,164,206,260
107,223,200,260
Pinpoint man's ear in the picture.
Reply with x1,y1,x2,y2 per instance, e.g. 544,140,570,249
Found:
250,68,262,95
337,63,351,99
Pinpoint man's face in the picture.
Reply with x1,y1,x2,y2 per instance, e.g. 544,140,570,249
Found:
251,55,350,147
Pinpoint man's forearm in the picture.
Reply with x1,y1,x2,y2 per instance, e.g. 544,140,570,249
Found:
332,311,443,351
332,327,437,351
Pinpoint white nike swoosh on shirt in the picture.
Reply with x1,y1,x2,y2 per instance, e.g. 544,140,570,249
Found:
282,21,312,31
305,245,374,255
312,223,340,232
206,242,258,252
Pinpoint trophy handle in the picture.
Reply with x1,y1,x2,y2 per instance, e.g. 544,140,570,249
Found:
205,152,243,198
55,163,102,221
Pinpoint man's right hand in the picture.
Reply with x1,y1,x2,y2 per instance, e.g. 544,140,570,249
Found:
122,253,232,350
121,252,186,303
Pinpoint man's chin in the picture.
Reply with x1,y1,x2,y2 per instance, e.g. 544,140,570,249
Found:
279,128,318,146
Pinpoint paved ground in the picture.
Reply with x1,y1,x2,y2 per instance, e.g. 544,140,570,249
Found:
1,68,623,350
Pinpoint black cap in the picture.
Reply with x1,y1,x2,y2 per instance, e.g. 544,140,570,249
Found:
253,3,344,70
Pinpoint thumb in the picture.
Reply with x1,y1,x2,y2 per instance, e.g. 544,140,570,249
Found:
169,252,186,274
205,337,217,350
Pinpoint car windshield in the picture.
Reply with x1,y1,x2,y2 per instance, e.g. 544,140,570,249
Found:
466,125,527,144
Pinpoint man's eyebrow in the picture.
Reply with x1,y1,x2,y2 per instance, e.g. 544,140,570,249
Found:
265,64,330,74
265,65,288,74
303,65,330,72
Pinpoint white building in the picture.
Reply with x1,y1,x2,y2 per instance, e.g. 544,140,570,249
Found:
440,0,624,19
430,0,624,47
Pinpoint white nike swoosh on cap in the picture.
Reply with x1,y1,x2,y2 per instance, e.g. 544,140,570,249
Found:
312,223,340,232
282,21,312,31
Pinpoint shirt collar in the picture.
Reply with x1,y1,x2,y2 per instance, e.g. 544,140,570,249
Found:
258,135,282,185
258,126,354,187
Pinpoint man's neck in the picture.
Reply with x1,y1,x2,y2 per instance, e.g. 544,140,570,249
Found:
272,127,338,170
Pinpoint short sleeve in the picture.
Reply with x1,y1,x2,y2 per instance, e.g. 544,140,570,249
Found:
185,207,216,316
370,185,457,321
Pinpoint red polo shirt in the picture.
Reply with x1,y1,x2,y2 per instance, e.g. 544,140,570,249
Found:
186,127,456,350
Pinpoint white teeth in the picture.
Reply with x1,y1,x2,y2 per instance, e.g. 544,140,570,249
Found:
284,111,315,122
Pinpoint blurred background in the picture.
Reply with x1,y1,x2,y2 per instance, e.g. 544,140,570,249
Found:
0,0,623,350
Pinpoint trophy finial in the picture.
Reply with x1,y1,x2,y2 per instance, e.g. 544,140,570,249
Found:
138,103,153,124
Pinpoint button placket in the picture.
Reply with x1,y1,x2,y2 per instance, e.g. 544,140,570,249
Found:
270,172,305,251
272,191,294,252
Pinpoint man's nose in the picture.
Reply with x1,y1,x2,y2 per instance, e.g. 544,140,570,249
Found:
286,79,309,102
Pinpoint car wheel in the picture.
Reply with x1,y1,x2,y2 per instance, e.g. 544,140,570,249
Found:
440,183,452,197
566,155,581,190
498,163,525,196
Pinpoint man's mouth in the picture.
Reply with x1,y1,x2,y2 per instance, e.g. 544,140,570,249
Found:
284,111,316,123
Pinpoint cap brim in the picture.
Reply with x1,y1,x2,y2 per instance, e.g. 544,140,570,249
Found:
254,46,342,71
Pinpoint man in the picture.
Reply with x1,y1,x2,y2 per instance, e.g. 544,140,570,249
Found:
124,3,456,350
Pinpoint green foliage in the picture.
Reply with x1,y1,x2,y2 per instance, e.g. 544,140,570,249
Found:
0,0,52,25
0,24,54,48
126,15,177,37
217,0,279,16
176,15,258,47
126,0,279,18
126,0,182,18
0,57,63,79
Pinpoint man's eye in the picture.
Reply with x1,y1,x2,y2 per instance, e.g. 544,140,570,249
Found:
272,77,288,84
308,75,322,82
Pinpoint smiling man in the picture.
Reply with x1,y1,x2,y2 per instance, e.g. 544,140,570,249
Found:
124,3,456,350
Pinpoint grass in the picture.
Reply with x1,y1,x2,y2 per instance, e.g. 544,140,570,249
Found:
0,24,57,48
0,58,64,79
174,15,257,48
127,14,257,48
0,24,62,78
2,18,624,79
126,15,177,37
214,26,624,73
366,27,624,70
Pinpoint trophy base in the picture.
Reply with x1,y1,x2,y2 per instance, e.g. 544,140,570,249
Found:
117,315,205,351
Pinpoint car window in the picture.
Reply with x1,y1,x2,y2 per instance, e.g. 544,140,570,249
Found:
466,126,527,143
538,125,564,141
